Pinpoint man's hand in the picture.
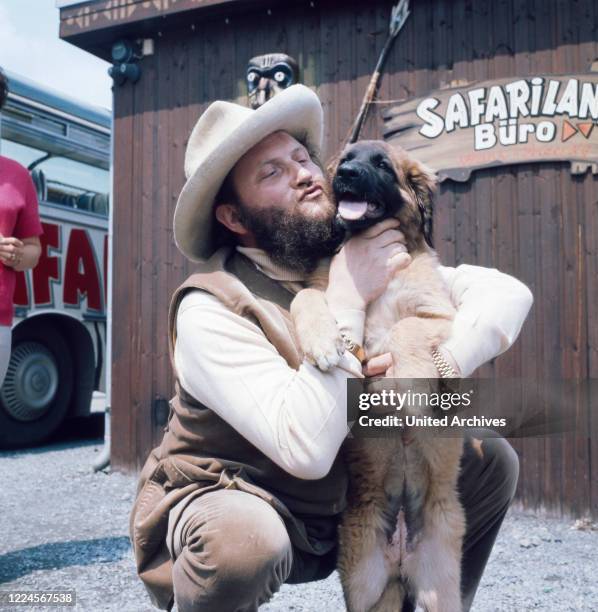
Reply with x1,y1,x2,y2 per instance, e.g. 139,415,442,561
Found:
325,218,410,313
363,352,393,377
363,347,462,378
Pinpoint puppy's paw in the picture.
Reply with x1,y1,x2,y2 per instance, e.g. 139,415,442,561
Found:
300,317,345,371
291,288,345,371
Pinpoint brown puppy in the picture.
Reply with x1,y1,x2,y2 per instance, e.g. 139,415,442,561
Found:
291,141,465,612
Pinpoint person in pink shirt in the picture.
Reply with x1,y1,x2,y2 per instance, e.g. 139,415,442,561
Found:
0,68,43,387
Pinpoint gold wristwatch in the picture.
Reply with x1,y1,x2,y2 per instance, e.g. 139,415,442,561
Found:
431,348,459,378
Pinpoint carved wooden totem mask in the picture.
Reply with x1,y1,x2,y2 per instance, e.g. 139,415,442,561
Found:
246,53,300,109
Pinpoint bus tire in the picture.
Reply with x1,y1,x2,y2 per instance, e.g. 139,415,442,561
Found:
0,326,73,449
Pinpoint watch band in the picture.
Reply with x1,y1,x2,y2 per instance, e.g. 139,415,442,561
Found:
340,332,367,364
431,348,459,378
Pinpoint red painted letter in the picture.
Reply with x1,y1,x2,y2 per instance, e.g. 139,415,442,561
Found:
63,229,102,311
33,222,60,306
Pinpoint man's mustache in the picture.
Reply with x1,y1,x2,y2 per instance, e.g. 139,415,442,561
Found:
298,179,333,204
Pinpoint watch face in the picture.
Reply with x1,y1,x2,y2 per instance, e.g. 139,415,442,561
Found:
246,53,300,108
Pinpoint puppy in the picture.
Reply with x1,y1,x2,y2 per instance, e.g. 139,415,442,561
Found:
291,141,465,612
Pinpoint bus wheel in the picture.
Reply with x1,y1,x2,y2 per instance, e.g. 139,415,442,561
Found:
0,327,73,449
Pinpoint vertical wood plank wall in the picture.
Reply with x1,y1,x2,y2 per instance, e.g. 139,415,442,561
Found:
110,0,598,518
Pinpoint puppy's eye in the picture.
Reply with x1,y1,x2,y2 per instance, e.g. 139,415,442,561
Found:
377,159,391,171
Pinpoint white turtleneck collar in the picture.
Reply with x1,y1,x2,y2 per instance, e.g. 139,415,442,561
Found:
235,246,307,283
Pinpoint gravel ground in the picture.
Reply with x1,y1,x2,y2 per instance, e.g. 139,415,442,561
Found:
1,437,597,612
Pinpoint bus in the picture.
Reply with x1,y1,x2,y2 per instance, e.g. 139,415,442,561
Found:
0,70,111,448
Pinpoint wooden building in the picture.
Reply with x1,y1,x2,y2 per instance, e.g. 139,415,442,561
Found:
59,0,598,518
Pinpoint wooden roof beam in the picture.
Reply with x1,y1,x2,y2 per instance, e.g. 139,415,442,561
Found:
59,0,307,60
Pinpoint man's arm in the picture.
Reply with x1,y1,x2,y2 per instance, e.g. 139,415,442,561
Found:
438,264,534,377
175,219,411,480
175,290,362,481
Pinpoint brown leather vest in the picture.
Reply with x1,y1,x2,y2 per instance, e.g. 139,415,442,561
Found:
129,247,348,610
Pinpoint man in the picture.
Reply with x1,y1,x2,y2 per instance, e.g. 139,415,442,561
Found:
130,85,532,612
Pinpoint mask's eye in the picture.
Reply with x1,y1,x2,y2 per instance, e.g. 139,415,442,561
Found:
247,71,259,83
274,71,286,83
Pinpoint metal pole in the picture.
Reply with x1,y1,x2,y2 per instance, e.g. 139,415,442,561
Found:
92,98,114,472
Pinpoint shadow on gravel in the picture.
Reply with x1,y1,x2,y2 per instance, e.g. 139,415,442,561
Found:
0,414,105,457
0,536,131,583
52,413,105,443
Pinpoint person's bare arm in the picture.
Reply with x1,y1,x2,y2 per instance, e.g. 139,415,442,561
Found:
0,235,42,272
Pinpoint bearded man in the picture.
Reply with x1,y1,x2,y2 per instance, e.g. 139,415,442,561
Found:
130,85,532,612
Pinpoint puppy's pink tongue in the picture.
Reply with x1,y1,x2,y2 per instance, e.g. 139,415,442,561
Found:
338,200,368,220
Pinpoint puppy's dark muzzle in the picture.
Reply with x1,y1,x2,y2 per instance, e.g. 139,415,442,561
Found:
332,165,370,204
333,161,367,193
336,161,363,180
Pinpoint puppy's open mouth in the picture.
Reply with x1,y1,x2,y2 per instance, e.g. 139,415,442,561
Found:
337,198,380,221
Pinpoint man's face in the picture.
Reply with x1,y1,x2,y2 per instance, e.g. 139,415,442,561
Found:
232,130,332,220
226,131,344,273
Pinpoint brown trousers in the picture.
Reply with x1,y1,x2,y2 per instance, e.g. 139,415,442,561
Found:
166,430,519,612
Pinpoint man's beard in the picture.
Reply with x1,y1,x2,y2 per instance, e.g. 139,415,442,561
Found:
237,199,345,275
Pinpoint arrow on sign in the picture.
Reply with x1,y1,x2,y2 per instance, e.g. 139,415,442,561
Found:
577,122,594,139
562,119,578,142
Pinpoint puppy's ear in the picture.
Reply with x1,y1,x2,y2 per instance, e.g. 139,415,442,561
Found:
407,159,437,248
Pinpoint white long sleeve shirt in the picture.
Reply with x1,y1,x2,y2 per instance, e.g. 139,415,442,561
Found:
174,247,533,480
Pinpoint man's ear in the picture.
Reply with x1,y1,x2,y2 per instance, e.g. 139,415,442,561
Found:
214,203,249,237
406,159,437,249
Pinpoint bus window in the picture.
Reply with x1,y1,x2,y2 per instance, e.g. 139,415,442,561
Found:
0,138,109,217
1,138,45,168
1,138,48,202
36,156,109,216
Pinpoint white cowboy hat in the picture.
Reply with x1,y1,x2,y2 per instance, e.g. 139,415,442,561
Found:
174,84,324,262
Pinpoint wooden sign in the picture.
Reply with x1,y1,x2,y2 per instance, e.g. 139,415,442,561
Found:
382,74,598,182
